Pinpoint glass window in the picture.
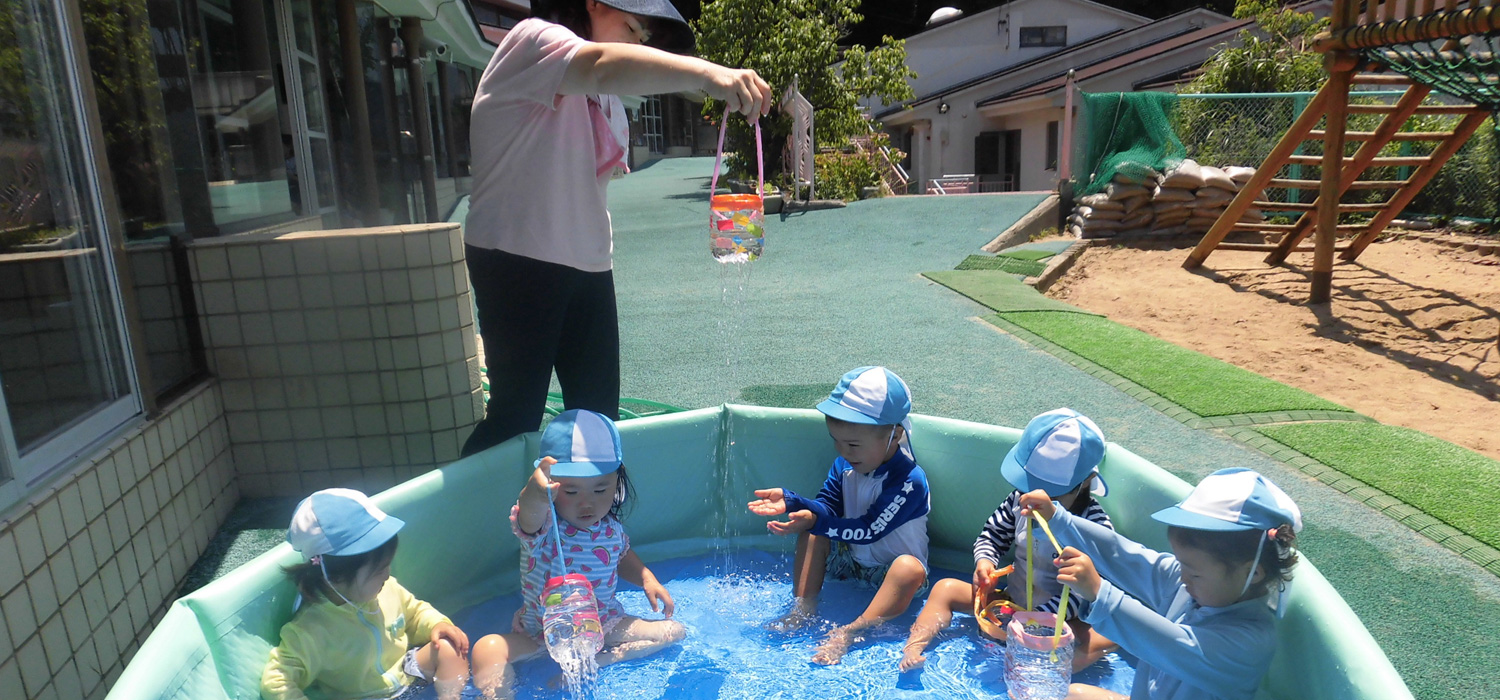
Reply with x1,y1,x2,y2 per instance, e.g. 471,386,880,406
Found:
1019,26,1067,48
1046,120,1059,171
186,0,296,230
641,96,664,154
0,0,137,493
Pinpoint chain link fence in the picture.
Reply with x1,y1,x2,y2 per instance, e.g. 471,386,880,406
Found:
1076,90,1497,223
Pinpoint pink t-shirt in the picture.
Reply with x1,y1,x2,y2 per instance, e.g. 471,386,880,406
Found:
467,19,628,272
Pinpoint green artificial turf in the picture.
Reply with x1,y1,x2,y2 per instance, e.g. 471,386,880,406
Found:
995,248,1056,261
923,270,1096,314
996,311,1352,417
954,254,1047,276
1256,422,1500,549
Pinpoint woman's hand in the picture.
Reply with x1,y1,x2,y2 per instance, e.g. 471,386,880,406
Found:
1054,547,1102,601
704,65,773,118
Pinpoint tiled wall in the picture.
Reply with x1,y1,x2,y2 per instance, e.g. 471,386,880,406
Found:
0,383,233,700
125,243,200,396
188,223,483,497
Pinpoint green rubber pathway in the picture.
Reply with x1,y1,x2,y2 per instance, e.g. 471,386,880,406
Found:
604,157,1500,700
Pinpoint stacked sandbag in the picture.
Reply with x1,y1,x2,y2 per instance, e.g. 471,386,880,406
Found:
1066,159,1268,239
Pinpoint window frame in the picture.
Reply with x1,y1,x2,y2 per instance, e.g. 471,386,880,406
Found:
0,0,145,514
1019,26,1068,48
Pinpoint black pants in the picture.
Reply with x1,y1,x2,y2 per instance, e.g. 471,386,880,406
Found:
461,246,620,456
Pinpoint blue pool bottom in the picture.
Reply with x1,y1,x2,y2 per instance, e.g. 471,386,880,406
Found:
432,549,1135,699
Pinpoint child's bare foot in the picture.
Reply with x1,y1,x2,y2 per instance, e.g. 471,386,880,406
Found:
899,644,927,672
766,601,818,633
811,627,853,665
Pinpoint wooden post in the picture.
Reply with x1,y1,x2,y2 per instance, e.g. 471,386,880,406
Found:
400,18,441,223
336,0,380,221
1183,84,1332,269
1266,84,1432,264
1341,111,1490,260
1311,56,1355,304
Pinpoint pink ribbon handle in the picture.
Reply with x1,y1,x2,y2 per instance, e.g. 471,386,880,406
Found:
709,105,764,198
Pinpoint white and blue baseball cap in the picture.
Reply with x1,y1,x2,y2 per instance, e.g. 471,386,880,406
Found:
1002,408,1109,498
539,409,624,478
287,488,405,559
1152,468,1303,533
817,366,912,427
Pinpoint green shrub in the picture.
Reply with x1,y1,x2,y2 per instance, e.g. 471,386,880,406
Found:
813,151,880,202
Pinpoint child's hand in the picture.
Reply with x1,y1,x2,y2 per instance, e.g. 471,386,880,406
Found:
642,575,676,618
1054,547,1102,601
972,559,999,598
528,457,559,497
747,489,787,516
431,622,470,658
766,509,815,535
1016,490,1057,521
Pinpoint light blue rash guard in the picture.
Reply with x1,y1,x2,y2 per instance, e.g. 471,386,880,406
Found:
1046,508,1277,700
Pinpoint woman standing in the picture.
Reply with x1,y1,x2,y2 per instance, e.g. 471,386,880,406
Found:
463,0,771,455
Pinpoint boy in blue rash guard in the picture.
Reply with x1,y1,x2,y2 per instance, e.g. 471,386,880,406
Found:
747,366,931,665
1018,468,1303,700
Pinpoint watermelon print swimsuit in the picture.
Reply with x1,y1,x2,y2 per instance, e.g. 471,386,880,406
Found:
509,503,630,638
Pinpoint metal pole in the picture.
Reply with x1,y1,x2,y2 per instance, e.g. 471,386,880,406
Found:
400,17,441,222
336,0,380,221
1058,69,1076,231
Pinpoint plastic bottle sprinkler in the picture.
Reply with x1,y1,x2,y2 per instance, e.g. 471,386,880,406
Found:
708,107,766,263
541,490,604,662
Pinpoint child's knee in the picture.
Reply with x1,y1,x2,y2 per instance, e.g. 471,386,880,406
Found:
435,637,462,662
931,577,970,598
890,556,928,585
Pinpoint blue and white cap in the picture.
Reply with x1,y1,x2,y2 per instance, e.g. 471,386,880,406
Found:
1001,408,1109,498
1152,468,1302,533
817,366,912,428
287,488,405,559
539,409,624,478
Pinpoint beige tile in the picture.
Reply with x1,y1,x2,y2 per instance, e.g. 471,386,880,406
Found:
438,296,462,332
49,549,78,604
284,377,319,409
52,659,83,700
325,239,360,275
145,521,168,573
321,406,356,439
260,243,297,278
417,333,445,369
121,488,145,536
39,611,70,673
0,657,21,700
302,238,338,275
273,311,309,345
35,498,68,556
289,409,324,440
268,473,302,495
453,394,476,427
326,437,360,468
91,616,117,667
309,342,347,374
441,330,465,367
349,374,382,405
56,484,87,540
303,308,339,342
427,230,451,264
404,232,432,267
241,312,276,347
262,442,299,472
377,372,399,402
232,278,270,313
385,435,409,465
447,362,472,396
433,430,460,463
337,307,374,340
76,472,104,519
428,397,455,432
409,268,438,301
342,340,377,373
383,405,403,434
449,231,464,265
462,326,478,359
104,501,130,551
412,300,440,335
232,443,266,473
372,339,394,370
78,575,107,626
392,337,420,370
124,583,149,634
193,247,231,282
352,405,385,437
400,402,428,433
252,378,288,410
279,344,314,377
109,604,133,652
15,634,49,696
363,272,387,305
298,274,334,310
386,304,416,337
0,531,21,594
227,410,260,443
73,636,101,694
227,245,264,278
395,370,425,403
114,544,140,592
86,527,112,573
381,270,412,303
132,533,155,582
12,515,46,574
331,272,367,306
68,534,97,585
1,585,37,646
407,433,435,463
314,375,351,406
357,438,393,468
136,476,159,521
60,594,90,653
28,567,58,625
422,366,450,398
0,605,11,658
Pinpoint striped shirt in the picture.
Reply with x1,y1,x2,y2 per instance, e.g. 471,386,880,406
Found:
973,490,1112,618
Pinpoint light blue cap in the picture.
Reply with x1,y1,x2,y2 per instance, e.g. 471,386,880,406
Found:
816,366,912,426
1152,468,1303,533
1001,408,1109,498
287,488,405,558
539,409,624,478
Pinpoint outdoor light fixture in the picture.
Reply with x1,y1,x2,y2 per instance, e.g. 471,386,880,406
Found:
939,102,949,114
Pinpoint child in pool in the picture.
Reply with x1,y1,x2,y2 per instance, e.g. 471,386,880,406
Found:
900,409,1118,672
471,409,684,697
262,489,473,700
748,366,932,665
1019,467,1302,700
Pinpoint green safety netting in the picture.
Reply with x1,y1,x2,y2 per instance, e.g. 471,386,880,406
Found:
1075,92,1186,195
1367,36,1500,111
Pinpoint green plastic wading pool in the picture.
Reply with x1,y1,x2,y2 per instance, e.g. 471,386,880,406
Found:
106,406,1413,700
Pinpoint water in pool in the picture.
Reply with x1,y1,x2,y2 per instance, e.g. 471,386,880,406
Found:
441,549,1135,699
